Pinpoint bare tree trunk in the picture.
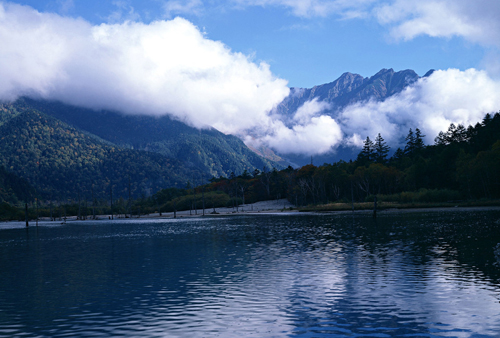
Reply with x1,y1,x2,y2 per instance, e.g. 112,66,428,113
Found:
92,186,96,220
202,185,205,216
351,181,354,212
25,202,29,227
78,191,81,220
110,185,113,220
127,177,131,218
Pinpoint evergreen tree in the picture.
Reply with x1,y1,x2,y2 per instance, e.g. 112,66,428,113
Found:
404,128,416,155
374,133,390,163
434,123,468,145
434,131,447,145
414,128,425,150
357,136,375,164
455,124,468,142
482,113,492,126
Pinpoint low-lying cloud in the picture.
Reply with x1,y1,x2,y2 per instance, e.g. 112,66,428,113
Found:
253,98,343,155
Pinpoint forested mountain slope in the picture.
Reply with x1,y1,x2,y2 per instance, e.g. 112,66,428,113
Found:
22,98,284,177
0,104,203,200
0,166,34,204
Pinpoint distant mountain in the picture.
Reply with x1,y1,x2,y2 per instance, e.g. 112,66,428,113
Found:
276,68,419,116
23,98,283,178
274,68,422,166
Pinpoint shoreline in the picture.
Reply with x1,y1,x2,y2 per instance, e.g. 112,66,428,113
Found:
3,200,500,225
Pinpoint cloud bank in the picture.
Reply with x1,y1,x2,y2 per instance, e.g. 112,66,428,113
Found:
257,98,343,155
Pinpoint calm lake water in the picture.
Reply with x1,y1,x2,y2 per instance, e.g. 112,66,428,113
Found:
1,210,500,337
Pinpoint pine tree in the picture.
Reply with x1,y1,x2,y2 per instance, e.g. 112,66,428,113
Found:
404,128,416,155
374,133,390,163
482,113,492,126
455,124,468,142
357,136,375,164
414,128,425,150
434,131,447,145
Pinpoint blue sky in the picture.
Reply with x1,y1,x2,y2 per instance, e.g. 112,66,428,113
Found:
8,0,490,87
1,0,500,155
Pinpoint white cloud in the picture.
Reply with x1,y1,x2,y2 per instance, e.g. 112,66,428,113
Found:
58,0,74,14
292,98,331,124
255,99,343,155
0,2,290,137
374,0,500,46
107,1,141,23
162,0,204,18
233,0,377,18
270,116,343,154
338,68,500,147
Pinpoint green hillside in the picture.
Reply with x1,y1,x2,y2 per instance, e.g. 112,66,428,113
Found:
0,166,35,204
22,98,282,177
0,103,202,200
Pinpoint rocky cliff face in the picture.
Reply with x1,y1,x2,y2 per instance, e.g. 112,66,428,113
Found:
276,68,420,116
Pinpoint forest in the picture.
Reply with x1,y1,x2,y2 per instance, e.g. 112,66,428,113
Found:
1,111,499,221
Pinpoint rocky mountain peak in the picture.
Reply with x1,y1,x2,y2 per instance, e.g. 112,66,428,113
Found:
276,68,421,117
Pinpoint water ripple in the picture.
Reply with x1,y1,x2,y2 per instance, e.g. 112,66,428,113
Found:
1,211,500,337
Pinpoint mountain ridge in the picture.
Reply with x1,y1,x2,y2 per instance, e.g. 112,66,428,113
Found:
277,68,420,117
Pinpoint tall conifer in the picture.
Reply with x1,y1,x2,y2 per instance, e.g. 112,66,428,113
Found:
414,128,425,150
357,136,375,164
374,133,390,163
404,128,416,155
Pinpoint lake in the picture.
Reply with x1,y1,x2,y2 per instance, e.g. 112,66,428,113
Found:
1,209,500,337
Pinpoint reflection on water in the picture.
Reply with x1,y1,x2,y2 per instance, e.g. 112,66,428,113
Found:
1,210,500,337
